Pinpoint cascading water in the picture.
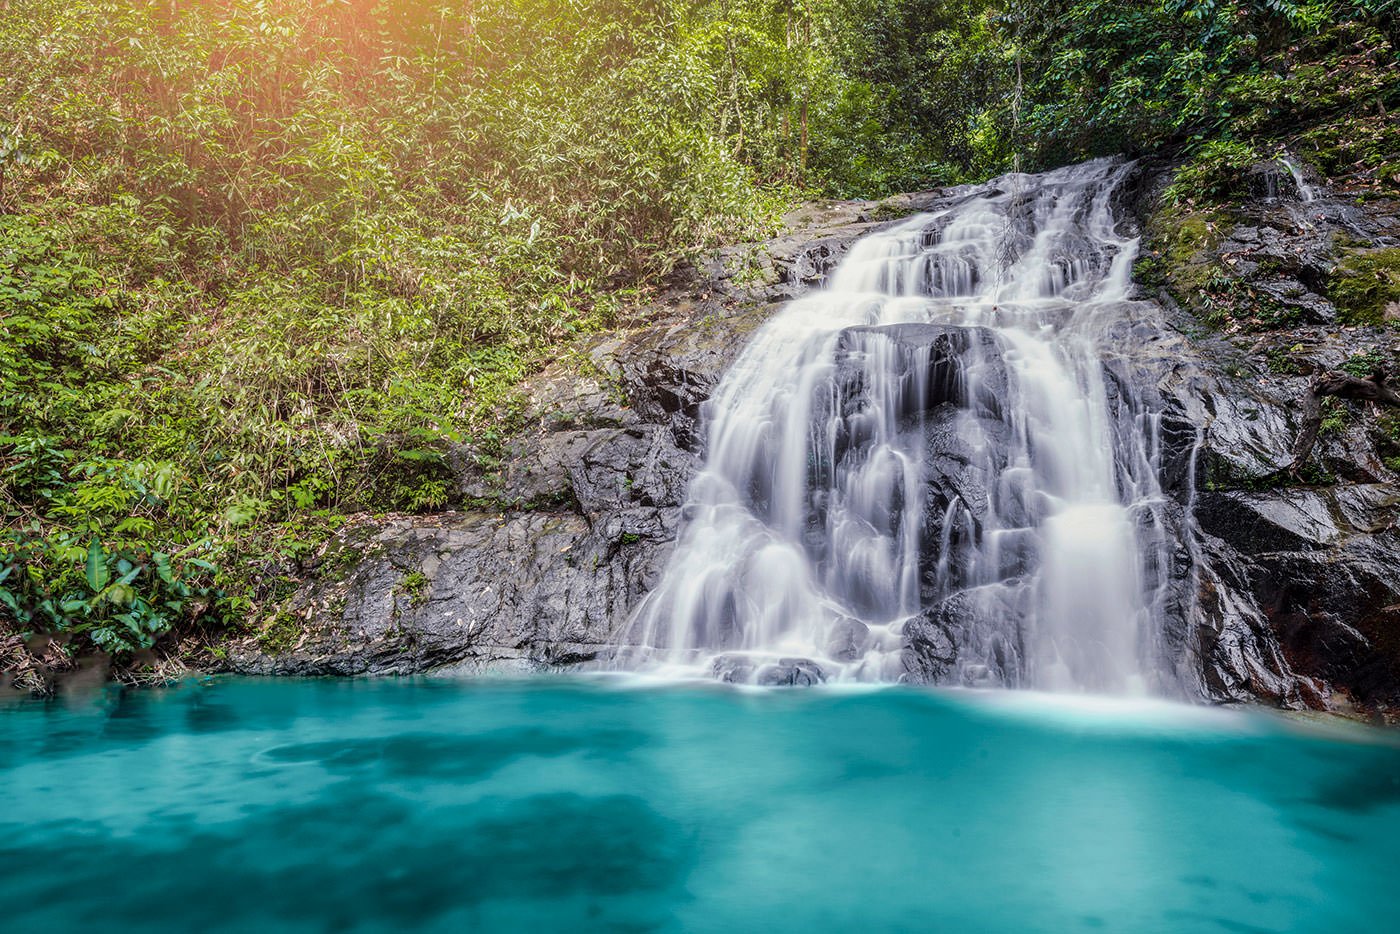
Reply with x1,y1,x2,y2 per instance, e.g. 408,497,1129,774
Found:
1278,154,1319,203
627,158,1176,694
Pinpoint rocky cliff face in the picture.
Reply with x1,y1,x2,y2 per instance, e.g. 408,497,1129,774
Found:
229,168,1400,718
1128,158,1400,713
228,193,949,678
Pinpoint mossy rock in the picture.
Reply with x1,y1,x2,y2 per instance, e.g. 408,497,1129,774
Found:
1140,202,1231,322
1160,213,1223,279
1328,247,1400,326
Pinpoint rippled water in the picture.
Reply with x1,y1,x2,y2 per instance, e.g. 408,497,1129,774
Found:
3,678,1399,932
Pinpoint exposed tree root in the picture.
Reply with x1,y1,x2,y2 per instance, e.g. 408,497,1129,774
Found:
1290,368,1400,473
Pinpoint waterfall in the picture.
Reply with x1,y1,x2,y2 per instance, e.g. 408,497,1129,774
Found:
627,158,1175,694
1277,154,1318,203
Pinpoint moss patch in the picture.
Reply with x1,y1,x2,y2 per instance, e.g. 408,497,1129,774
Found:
1138,201,1300,330
1329,247,1400,325
1375,410,1400,472
1139,206,1225,303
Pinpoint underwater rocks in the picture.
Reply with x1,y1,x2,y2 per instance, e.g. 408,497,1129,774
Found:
707,654,829,685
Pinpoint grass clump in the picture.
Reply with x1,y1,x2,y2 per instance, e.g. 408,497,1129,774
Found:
399,570,429,608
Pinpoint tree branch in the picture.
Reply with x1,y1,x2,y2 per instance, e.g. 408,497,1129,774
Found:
1289,368,1399,474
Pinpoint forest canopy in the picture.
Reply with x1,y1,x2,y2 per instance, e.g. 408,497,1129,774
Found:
1,0,1396,669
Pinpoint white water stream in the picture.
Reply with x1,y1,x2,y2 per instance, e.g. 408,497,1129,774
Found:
629,158,1173,694
1277,153,1319,203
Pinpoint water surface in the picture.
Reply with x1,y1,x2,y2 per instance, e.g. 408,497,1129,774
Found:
3,677,1398,932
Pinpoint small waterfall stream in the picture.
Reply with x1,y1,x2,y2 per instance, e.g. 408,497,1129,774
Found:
629,158,1176,693
1278,154,1319,203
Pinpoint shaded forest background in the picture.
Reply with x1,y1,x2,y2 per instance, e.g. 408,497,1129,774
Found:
1,0,1396,668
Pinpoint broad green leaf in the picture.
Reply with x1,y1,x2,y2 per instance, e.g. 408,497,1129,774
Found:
85,540,109,592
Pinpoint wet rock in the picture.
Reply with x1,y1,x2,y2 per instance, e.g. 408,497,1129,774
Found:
833,324,1007,421
611,305,774,452
900,586,1029,689
826,617,871,663
711,652,828,685
1246,531,1400,705
755,657,828,686
900,611,957,684
1334,485,1400,533
1232,225,1261,243
567,428,699,516
1196,490,1341,553
228,510,674,677
921,406,1012,524
1199,384,1299,484
710,653,757,683
1131,157,1400,711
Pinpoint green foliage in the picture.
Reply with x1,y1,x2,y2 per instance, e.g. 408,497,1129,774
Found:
1137,206,1234,320
399,570,429,607
1264,346,1305,376
1165,141,1265,206
1319,396,1351,436
1009,0,1400,178
1341,349,1392,378
807,0,1014,190
0,0,758,663
0,531,220,654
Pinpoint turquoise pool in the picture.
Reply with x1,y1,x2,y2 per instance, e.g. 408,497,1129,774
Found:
2,677,1397,932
